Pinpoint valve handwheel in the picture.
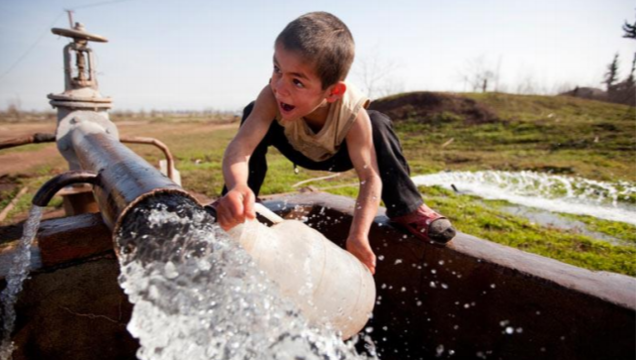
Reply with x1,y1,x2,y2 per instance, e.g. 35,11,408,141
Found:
51,22,108,43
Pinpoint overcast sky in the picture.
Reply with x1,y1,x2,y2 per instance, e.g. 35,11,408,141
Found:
0,0,636,111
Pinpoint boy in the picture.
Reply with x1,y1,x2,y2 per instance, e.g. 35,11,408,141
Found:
213,12,455,274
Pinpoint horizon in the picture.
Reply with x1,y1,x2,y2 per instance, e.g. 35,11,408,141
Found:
0,0,636,112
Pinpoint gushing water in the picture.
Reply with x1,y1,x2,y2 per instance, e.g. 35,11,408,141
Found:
116,194,373,360
413,171,636,224
0,206,43,360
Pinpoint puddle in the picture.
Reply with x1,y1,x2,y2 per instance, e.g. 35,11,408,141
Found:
499,205,630,246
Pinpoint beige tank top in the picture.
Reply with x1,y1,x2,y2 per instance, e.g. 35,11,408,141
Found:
276,82,370,162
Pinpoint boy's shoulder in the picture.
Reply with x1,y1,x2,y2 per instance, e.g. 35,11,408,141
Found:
343,81,370,111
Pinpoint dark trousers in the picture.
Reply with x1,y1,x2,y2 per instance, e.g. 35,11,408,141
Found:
222,102,423,218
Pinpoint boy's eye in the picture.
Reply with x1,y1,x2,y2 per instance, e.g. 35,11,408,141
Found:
293,79,304,88
273,65,281,74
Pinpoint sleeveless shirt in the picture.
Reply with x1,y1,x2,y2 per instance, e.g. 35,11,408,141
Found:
276,82,370,162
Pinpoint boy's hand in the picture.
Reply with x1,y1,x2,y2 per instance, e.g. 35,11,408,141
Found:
346,235,376,275
216,185,256,231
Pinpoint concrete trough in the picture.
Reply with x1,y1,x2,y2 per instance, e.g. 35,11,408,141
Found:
0,192,634,360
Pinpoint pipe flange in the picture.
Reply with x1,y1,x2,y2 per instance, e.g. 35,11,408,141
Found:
56,111,119,169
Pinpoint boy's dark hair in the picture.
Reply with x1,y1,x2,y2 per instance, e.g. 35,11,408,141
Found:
276,12,355,89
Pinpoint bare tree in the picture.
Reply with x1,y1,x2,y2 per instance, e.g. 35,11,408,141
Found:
355,47,404,99
516,74,537,94
459,56,496,92
6,97,22,121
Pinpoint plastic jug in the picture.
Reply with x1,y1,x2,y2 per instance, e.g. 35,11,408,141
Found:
226,210,375,339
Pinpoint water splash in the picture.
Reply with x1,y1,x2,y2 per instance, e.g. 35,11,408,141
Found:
413,171,636,224
0,206,43,360
116,194,372,360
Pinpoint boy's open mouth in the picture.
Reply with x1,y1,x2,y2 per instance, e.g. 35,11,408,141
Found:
280,102,295,113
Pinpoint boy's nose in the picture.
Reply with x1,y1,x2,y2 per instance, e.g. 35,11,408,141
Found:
273,78,290,97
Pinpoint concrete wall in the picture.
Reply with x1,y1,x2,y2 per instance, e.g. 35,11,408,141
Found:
264,192,635,360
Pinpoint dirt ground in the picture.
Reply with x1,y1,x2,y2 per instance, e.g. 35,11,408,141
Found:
369,91,499,124
0,121,234,177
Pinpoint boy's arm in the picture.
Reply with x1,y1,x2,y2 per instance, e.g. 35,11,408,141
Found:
218,85,277,231
344,108,383,274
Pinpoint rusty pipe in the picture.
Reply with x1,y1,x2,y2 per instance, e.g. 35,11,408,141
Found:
0,133,55,150
119,136,175,180
32,171,97,207
67,122,194,235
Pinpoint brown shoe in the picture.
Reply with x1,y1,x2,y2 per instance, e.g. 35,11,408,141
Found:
390,204,456,244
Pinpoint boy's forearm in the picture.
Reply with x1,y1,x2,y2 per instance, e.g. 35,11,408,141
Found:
348,175,382,239
222,85,276,192
222,143,250,190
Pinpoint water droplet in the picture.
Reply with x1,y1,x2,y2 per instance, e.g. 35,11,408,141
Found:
394,259,403,265
441,283,448,289
438,260,444,265
505,327,514,334
365,327,373,333
378,255,385,261
401,287,406,292
164,261,179,279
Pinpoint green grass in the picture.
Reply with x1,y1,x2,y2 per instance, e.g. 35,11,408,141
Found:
561,213,636,244
416,185,635,276
393,93,635,182
0,171,64,225
2,93,635,275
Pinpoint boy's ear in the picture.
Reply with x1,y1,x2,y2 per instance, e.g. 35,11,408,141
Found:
326,82,347,103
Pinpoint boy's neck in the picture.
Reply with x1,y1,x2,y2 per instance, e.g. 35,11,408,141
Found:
302,100,331,132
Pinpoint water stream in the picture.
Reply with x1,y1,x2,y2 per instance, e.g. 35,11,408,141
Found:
412,171,636,225
0,206,43,360
116,194,373,360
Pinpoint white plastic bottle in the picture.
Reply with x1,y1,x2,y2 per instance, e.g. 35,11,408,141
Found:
227,215,376,339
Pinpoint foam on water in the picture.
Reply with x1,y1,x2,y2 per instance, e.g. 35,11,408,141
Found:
0,206,43,360
413,171,636,225
116,194,373,360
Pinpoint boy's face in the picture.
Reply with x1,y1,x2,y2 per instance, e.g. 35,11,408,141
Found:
270,43,343,122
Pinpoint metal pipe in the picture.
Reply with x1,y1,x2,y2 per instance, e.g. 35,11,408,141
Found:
0,133,55,150
68,122,191,232
119,136,175,180
32,171,97,207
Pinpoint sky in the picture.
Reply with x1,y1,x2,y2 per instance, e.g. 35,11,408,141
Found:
0,0,636,112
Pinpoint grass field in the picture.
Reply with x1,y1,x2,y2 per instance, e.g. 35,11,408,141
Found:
0,93,635,276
